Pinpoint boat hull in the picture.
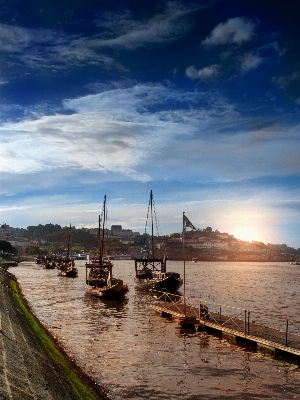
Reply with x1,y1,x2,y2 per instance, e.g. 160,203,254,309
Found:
85,279,128,300
134,273,183,293
58,268,78,278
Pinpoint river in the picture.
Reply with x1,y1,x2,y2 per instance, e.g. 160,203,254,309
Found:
12,260,300,399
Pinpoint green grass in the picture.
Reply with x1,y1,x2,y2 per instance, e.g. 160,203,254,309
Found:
10,280,109,400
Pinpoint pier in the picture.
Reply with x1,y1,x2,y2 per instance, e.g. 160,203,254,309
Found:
149,290,300,361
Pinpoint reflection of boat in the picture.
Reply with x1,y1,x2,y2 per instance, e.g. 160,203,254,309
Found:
134,190,183,293
85,195,129,300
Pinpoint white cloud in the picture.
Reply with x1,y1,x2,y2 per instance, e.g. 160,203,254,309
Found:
185,65,219,81
202,17,257,47
241,53,265,73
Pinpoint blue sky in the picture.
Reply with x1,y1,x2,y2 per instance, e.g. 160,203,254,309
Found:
1,0,300,247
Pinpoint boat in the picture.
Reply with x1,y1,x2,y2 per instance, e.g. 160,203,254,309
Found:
57,257,78,277
103,254,131,260
76,252,87,260
43,255,57,269
85,195,129,300
192,257,197,263
134,190,183,293
56,225,78,277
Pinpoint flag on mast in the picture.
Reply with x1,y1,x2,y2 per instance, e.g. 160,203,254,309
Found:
183,213,196,230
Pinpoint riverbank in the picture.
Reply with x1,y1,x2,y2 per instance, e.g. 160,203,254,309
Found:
0,266,109,400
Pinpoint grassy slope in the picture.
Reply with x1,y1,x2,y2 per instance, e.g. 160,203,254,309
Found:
10,279,110,400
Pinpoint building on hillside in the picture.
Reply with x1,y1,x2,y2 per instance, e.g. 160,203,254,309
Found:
216,233,229,239
0,224,16,237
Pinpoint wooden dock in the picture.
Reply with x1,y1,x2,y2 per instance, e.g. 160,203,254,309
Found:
150,300,300,361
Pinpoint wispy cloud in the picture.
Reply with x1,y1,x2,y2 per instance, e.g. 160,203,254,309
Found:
0,2,199,72
1,81,300,193
185,64,219,81
241,53,265,73
92,2,198,50
202,17,257,47
272,71,300,90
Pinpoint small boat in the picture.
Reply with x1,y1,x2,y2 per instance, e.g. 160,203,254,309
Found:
134,190,183,293
43,255,57,269
57,258,78,277
103,254,132,260
85,195,129,300
35,255,42,264
56,225,78,277
76,252,87,260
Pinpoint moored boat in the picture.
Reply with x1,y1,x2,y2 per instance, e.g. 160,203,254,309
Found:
134,190,183,293
85,195,129,300
56,225,78,277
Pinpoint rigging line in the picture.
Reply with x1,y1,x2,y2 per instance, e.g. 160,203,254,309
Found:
145,197,151,234
152,198,161,238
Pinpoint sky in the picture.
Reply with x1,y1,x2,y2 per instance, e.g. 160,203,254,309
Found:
1,0,300,247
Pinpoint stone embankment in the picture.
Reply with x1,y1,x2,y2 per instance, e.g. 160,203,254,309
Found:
0,266,109,400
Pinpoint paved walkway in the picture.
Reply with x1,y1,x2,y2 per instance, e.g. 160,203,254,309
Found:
0,267,108,400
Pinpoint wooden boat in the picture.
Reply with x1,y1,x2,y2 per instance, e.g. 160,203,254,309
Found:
57,225,78,277
57,258,78,277
85,195,129,300
42,255,57,269
35,255,42,264
134,190,183,293
85,270,128,300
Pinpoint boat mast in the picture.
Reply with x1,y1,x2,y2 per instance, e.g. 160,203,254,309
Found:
183,212,186,317
98,214,101,261
101,195,106,260
150,190,154,261
67,223,71,257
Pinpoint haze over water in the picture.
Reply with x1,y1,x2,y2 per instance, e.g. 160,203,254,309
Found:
14,260,300,399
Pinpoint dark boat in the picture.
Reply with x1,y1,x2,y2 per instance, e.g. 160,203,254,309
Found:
42,255,57,269
85,195,128,300
57,225,78,278
57,257,78,277
134,190,183,293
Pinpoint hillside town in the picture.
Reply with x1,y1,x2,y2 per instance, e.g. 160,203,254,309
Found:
0,222,298,262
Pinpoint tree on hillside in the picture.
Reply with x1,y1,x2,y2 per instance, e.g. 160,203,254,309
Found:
0,240,13,252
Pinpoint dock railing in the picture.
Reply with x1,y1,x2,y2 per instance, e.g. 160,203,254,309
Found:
149,290,300,350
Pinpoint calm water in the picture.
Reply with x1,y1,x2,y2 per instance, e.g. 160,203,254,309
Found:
13,261,300,399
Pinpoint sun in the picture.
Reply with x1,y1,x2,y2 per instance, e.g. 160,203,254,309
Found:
225,207,272,243
232,226,262,242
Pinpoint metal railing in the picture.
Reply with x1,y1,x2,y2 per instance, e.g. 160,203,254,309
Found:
149,290,300,348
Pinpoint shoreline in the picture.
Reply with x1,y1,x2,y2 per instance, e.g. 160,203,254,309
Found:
0,266,110,400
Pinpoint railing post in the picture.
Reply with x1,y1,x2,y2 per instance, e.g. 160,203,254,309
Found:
244,310,247,335
248,310,251,333
199,300,202,323
219,305,221,324
286,319,289,346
